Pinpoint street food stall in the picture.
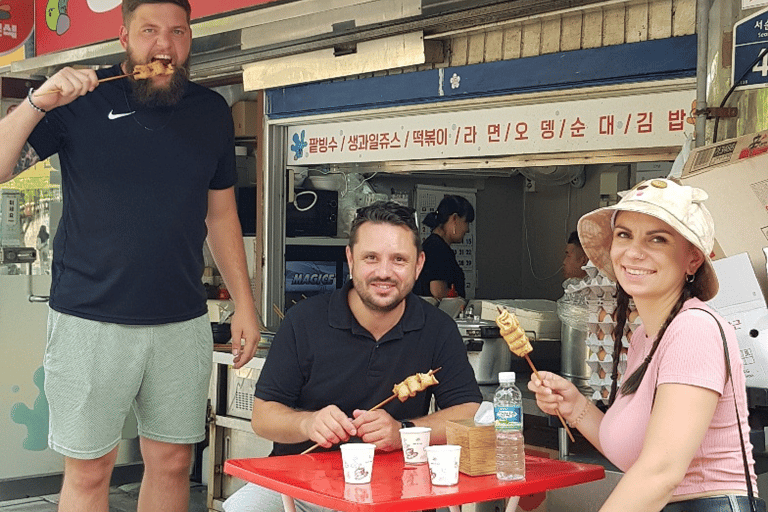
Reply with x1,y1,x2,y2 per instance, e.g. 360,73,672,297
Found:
4,1,768,510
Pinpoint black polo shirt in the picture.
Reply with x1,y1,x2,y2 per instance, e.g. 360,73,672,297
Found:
255,280,482,455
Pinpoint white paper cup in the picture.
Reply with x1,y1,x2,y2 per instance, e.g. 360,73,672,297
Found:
400,427,431,465
426,445,461,486
340,443,375,484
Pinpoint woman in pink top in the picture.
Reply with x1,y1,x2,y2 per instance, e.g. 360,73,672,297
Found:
529,178,762,512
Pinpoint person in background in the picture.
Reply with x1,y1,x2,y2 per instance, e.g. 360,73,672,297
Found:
530,179,761,512
223,201,482,512
36,224,50,274
563,230,588,280
0,1,260,511
413,194,475,299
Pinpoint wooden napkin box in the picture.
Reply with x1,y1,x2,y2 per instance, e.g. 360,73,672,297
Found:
445,418,496,476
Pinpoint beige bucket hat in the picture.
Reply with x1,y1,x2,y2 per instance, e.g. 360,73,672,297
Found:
577,178,718,301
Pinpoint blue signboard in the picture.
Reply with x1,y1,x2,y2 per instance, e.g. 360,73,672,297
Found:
733,6,768,90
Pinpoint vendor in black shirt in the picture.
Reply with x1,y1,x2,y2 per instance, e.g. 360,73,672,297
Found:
414,194,475,299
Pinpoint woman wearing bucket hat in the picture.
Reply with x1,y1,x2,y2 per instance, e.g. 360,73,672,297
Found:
529,178,762,512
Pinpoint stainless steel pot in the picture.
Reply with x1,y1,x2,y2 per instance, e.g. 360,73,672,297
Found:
560,322,592,395
455,318,511,385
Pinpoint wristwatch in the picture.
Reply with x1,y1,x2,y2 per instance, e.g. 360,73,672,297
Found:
401,420,416,429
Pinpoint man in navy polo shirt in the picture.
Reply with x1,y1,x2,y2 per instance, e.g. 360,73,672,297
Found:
223,202,481,512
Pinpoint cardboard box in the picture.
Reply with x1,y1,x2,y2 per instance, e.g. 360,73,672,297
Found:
681,130,768,301
231,99,262,138
708,253,768,388
445,419,496,476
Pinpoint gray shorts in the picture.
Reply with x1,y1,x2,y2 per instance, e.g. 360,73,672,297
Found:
44,309,212,459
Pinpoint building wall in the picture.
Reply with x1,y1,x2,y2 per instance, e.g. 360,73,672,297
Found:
445,0,696,67
356,0,697,79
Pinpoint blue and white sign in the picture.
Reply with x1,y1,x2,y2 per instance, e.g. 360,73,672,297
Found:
733,6,768,90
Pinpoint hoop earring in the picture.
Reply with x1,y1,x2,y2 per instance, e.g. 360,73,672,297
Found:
686,273,695,284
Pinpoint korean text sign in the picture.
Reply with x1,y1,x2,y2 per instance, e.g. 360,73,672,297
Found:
287,90,695,165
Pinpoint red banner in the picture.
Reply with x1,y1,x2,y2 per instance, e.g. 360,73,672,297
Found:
0,0,34,56
35,0,284,56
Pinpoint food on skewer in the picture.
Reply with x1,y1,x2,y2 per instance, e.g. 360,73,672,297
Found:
495,307,575,442
35,60,176,97
392,372,439,402
132,60,174,79
495,308,533,357
300,368,441,455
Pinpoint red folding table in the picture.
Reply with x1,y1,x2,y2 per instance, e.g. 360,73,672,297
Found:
225,450,605,512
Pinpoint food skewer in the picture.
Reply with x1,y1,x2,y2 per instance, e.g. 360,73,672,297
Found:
300,368,441,455
34,61,174,96
272,304,285,320
495,307,575,443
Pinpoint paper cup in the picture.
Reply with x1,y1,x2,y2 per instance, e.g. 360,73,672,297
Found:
400,427,431,465
426,445,461,486
340,443,375,484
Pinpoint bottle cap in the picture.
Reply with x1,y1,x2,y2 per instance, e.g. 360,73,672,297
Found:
498,371,515,383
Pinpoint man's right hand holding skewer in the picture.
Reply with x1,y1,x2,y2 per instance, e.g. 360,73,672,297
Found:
30,67,100,112
301,405,358,450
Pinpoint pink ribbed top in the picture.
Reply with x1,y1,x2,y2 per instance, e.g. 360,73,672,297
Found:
599,298,757,496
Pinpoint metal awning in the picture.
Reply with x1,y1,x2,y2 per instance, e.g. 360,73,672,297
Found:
2,0,612,85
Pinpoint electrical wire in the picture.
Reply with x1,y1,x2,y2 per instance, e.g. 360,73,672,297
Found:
712,47,768,143
522,185,566,282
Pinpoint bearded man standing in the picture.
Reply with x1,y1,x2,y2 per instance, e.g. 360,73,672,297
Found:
0,1,259,511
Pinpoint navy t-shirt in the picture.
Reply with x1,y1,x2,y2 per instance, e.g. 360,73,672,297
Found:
28,64,237,324
256,281,482,456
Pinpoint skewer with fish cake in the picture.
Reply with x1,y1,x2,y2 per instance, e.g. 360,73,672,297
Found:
495,307,575,442
300,368,440,455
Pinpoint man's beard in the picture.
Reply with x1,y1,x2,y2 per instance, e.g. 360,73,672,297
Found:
351,277,409,313
125,55,189,107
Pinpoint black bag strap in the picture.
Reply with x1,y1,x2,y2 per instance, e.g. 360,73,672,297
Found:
690,307,756,512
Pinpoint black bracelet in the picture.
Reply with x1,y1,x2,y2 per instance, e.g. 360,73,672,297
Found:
27,88,47,114
401,420,415,429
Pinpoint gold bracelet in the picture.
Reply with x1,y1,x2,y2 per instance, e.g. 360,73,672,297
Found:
567,397,590,428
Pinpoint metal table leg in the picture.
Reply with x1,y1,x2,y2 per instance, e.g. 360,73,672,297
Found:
505,496,521,512
282,494,297,512
558,427,569,460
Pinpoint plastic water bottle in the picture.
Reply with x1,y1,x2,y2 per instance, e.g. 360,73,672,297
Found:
494,371,525,480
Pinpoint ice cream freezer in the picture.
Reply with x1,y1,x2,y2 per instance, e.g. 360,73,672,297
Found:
0,274,142,500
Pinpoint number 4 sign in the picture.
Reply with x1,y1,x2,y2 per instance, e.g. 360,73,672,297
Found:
733,5,768,90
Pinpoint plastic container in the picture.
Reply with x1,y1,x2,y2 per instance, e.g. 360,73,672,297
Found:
494,372,525,481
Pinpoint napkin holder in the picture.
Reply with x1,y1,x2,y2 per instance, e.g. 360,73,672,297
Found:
445,419,496,476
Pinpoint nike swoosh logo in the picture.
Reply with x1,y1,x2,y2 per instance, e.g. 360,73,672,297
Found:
108,109,135,120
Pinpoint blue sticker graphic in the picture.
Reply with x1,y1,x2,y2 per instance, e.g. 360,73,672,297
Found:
290,130,308,160
10,366,50,451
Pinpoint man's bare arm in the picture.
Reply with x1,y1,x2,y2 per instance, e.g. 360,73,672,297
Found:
0,66,98,183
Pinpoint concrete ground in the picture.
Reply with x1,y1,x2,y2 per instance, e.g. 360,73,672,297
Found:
0,482,208,512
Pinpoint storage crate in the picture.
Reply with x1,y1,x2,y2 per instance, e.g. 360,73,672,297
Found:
226,363,262,420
